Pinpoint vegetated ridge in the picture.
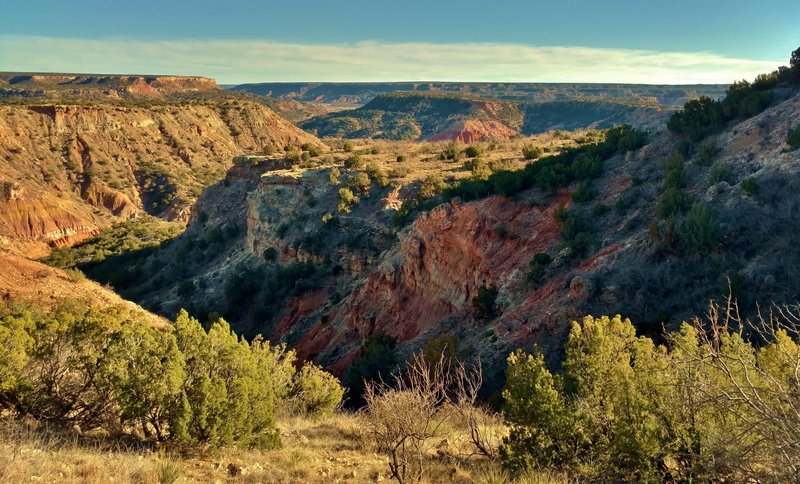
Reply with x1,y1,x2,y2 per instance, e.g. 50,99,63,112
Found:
231,81,728,107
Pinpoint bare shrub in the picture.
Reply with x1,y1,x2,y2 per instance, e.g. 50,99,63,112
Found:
672,296,800,479
364,352,499,482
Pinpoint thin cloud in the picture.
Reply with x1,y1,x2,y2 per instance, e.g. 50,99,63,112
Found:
0,36,783,84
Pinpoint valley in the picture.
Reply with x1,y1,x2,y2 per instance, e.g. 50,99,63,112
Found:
1,44,800,483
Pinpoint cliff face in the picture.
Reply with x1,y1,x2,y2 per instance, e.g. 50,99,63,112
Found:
0,73,221,100
0,100,320,255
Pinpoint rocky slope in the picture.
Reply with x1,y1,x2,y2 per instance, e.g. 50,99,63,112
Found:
0,99,320,256
0,248,167,328
301,93,669,141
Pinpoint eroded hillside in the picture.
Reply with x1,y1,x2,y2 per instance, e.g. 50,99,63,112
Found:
0,99,320,256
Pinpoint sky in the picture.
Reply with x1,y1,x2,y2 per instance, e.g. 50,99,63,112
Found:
0,0,798,84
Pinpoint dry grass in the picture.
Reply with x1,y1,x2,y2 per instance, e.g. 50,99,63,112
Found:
0,412,558,483
320,130,597,186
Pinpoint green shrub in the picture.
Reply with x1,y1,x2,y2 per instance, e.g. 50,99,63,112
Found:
740,176,760,196
286,150,302,163
572,154,603,180
396,154,407,162
443,125,645,203
64,268,86,282
571,181,596,203
788,124,800,151
592,203,609,216
0,303,347,450
348,172,372,193
656,188,692,219
344,154,364,170
557,208,594,256
418,174,447,199
365,163,389,187
290,363,344,417
328,166,340,184
440,141,462,161
388,166,411,179
464,157,492,180
337,187,359,213
668,79,773,142
472,284,499,321
695,140,719,166
465,144,484,158
172,311,281,449
342,141,354,152
675,204,721,253
522,144,543,160
343,333,399,407
501,316,680,479
501,310,800,480
667,96,725,141
527,252,552,283
263,247,278,262
707,163,735,186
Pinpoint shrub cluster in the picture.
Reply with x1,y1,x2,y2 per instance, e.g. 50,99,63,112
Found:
443,125,646,202
668,46,800,142
501,312,800,481
0,302,343,448
555,206,594,256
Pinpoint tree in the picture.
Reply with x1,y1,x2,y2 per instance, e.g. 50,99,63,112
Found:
173,311,280,449
344,154,364,170
500,350,577,474
675,203,720,253
502,316,691,480
0,309,32,395
344,333,399,408
440,141,462,161
789,46,800,84
101,322,185,441
365,162,389,187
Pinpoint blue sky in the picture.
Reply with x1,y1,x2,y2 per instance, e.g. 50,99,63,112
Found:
1,0,797,84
